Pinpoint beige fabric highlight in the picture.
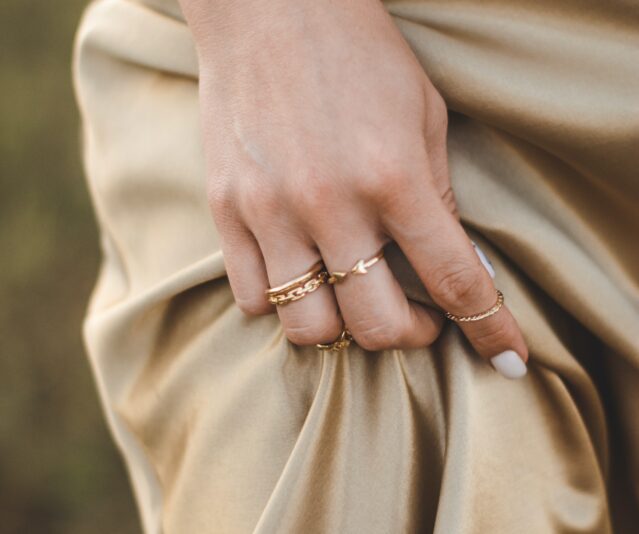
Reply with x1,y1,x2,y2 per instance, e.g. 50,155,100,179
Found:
72,0,639,532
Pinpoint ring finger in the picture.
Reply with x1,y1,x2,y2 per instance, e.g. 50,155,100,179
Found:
256,228,344,346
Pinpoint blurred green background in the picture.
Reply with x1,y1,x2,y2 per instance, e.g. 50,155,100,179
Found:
0,1,139,532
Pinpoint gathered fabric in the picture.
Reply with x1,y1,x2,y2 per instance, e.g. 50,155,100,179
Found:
72,0,639,532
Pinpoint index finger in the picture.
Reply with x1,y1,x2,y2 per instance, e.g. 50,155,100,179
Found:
381,179,528,379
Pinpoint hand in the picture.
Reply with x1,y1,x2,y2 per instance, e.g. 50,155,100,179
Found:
179,0,528,377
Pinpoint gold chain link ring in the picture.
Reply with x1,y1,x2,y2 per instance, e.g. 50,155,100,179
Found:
445,289,505,323
265,260,329,306
266,271,329,305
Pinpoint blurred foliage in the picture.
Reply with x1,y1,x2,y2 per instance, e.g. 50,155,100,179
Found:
0,1,139,532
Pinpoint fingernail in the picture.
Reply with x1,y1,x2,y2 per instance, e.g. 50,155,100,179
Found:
490,350,527,379
472,241,496,279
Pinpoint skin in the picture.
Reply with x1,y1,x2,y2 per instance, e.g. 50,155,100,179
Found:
177,0,529,366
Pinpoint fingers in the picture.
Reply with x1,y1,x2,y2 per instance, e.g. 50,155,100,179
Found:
217,184,344,345
382,180,528,378
256,230,344,346
218,175,526,379
222,215,344,346
312,219,444,351
216,219,273,316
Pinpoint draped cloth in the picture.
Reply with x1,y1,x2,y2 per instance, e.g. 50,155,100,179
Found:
72,0,639,532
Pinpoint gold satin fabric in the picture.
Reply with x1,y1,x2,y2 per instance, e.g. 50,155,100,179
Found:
72,0,639,532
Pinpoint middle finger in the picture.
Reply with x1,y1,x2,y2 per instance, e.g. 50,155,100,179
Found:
313,218,444,351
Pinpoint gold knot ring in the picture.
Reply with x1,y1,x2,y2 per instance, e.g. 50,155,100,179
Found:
316,328,353,351
445,289,505,322
328,248,385,284
266,260,329,305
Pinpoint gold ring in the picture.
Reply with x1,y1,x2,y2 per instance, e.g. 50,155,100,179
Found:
266,260,323,295
445,289,505,322
266,260,328,305
328,248,385,284
316,328,353,351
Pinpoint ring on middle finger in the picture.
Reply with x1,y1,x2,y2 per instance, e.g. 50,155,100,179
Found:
327,247,385,284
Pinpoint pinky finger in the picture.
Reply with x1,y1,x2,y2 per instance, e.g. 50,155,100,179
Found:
219,222,272,316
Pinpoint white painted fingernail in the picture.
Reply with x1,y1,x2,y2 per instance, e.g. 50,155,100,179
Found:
472,241,496,279
490,350,527,379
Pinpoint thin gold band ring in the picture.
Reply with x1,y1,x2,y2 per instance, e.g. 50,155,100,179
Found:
265,260,329,306
445,289,505,323
328,248,385,284
265,260,324,295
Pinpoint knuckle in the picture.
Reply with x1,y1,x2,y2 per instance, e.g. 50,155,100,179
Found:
225,256,269,315
286,167,334,215
285,316,342,346
431,263,484,307
356,154,410,202
207,181,234,214
420,311,445,345
234,293,272,316
351,317,404,352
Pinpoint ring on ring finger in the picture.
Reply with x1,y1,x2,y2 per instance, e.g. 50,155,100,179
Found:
265,260,329,305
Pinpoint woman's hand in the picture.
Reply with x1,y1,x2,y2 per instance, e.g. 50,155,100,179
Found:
179,0,528,376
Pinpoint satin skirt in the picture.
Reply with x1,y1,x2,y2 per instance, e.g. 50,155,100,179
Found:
72,0,639,532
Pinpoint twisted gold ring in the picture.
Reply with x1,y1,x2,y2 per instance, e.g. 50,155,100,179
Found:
445,289,505,323
328,248,385,284
266,260,329,305
316,328,353,351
